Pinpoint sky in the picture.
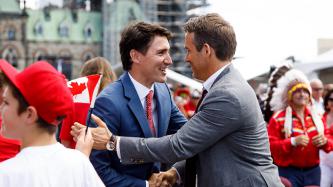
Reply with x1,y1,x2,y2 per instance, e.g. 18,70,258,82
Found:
205,0,333,63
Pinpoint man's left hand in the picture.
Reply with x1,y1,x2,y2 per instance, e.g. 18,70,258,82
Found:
312,134,328,147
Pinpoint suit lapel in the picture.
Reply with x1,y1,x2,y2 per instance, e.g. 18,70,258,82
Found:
121,72,154,137
154,85,168,137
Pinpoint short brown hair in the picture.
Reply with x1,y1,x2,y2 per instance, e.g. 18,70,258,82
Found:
80,57,117,93
119,22,172,71
7,83,56,134
184,13,237,61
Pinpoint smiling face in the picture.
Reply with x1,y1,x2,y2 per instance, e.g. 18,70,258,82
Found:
184,33,207,81
0,86,25,140
134,36,172,88
291,88,310,108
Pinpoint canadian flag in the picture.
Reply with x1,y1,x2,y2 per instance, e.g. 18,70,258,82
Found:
60,74,102,148
67,74,102,107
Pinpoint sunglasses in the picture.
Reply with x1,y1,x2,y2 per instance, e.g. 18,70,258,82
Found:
313,88,323,91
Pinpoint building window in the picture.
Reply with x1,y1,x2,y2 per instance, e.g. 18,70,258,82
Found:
82,51,95,62
33,50,47,61
83,23,93,39
7,28,16,40
3,47,18,67
58,22,69,37
34,21,43,36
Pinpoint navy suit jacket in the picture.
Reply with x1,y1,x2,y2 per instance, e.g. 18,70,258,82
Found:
89,72,187,187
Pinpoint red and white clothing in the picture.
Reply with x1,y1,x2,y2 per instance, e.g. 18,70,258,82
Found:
0,118,20,162
267,107,333,168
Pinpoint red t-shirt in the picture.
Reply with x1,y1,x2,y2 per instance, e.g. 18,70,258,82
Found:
0,117,21,162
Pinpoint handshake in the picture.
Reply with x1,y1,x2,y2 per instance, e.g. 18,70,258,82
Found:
149,168,179,187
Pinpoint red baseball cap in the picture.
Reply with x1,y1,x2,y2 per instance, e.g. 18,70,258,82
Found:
0,59,19,81
0,60,73,126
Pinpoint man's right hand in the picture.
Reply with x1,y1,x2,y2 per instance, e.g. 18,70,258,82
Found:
148,168,178,187
71,114,112,150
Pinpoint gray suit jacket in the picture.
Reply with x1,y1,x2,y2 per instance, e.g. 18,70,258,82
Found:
119,65,283,187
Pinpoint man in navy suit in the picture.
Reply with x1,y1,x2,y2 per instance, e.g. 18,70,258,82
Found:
86,22,187,187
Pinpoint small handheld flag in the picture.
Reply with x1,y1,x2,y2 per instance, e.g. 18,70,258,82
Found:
67,74,102,135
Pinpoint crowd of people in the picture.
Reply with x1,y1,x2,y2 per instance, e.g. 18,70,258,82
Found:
0,12,333,187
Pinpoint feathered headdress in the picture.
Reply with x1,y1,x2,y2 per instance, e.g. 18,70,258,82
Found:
270,69,323,138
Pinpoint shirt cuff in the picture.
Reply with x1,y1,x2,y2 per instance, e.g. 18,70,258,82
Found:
291,137,296,146
116,136,121,159
172,167,182,185
146,180,149,187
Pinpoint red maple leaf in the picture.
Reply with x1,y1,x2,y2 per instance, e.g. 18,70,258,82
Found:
69,82,87,96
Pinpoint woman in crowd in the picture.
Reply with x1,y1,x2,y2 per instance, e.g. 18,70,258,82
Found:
320,88,333,186
267,69,333,187
60,57,117,148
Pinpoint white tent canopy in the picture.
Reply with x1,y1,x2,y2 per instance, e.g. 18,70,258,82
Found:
166,69,202,90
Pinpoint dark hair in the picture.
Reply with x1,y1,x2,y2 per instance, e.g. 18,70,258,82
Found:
7,83,57,134
80,57,117,93
119,22,172,71
184,13,237,61
324,89,333,112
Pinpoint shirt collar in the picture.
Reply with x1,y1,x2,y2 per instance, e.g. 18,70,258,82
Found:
128,72,154,100
203,63,230,92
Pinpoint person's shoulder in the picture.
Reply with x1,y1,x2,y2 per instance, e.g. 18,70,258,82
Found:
0,154,23,174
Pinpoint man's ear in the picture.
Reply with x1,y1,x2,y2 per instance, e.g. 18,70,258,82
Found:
25,106,39,125
130,49,141,64
202,43,212,57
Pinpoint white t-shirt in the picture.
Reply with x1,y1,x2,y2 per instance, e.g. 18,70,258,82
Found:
0,143,105,187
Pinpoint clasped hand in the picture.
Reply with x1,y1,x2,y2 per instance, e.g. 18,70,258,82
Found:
148,168,178,187
294,134,327,148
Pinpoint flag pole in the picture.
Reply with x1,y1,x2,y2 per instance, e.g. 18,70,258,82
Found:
85,74,102,136
85,108,94,135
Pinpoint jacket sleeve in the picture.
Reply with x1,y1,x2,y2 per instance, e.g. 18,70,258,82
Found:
118,89,245,164
267,116,293,156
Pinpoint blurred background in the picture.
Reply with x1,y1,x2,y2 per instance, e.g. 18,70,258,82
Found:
1,0,333,90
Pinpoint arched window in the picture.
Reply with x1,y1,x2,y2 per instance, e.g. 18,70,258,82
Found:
58,21,69,37
83,22,93,39
33,49,47,61
3,47,19,67
7,27,16,40
81,51,95,62
34,21,43,36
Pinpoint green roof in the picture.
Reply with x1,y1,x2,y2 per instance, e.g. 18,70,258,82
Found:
26,9,102,42
0,0,21,14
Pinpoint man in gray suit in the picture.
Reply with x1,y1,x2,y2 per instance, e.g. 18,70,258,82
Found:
74,13,283,187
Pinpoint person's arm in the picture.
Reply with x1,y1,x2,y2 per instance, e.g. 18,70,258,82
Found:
267,116,294,154
118,89,243,164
